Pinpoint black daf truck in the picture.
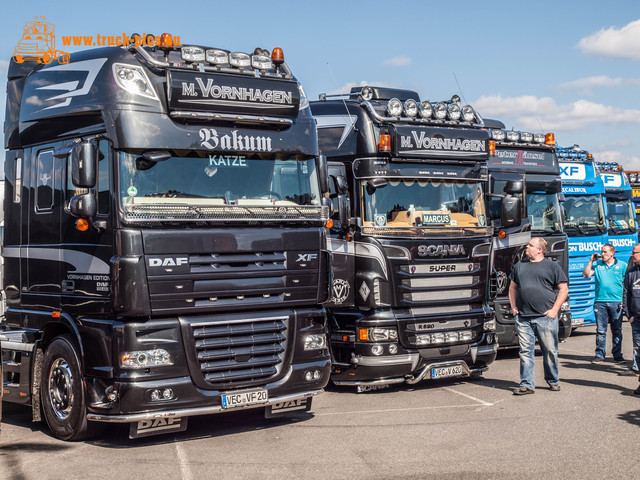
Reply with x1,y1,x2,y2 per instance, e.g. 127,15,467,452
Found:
311,87,514,391
485,122,572,347
1,35,331,440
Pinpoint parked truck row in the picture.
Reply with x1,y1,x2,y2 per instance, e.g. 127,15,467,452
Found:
1,36,624,440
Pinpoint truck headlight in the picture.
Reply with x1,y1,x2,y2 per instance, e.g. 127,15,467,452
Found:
484,319,496,331
121,349,173,369
561,300,570,312
113,63,158,100
304,334,327,350
358,327,398,342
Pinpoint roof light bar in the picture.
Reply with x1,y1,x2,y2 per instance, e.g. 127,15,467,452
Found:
181,46,205,62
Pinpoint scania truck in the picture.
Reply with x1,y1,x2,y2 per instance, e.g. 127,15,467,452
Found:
598,163,636,264
626,171,640,229
1,34,331,440
485,123,572,347
558,146,608,327
311,87,509,391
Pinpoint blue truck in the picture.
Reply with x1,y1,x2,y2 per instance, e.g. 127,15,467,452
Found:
558,146,608,327
599,163,636,264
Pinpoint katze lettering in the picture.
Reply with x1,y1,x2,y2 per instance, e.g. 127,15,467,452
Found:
208,155,247,167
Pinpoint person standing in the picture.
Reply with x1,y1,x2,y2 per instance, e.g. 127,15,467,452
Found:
582,244,627,364
621,243,640,393
509,237,569,395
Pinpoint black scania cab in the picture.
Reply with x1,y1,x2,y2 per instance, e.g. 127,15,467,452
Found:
1,36,332,440
311,87,517,391
485,120,571,347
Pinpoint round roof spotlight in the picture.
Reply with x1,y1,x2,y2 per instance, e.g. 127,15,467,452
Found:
434,102,447,120
451,94,461,103
533,133,545,143
404,99,418,118
520,132,533,143
506,131,520,142
419,101,433,118
448,103,461,121
461,105,475,122
387,98,403,117
361,86,374,101
491,129,506,141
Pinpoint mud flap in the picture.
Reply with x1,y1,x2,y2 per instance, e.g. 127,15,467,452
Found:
265,397,312,418
129,417,188,439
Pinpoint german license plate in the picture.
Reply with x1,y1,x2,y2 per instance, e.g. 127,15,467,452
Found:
571,317,584,327
431,365,463,379
221,389,268,409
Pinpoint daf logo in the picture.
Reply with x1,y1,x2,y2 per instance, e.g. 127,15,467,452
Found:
297,253,318,262
148,257,189,267
417,245,466,256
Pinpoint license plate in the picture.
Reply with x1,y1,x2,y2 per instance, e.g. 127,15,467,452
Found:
221,389,268,409
431,365,463,379
571,317,584,326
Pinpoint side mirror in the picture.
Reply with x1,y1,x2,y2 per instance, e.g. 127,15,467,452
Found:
335,175,348,194
69,193,97,218
504,180,524,195
71,141,97,188
338,194,351,230
366,177,388,195
317,156,329,194
501,195,522,228
558,193,566,202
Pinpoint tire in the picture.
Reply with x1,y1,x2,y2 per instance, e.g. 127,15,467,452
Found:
41,335,89,441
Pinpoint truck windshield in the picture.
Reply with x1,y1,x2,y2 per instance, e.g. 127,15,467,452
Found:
563,194,606,235
527,193,562,233
362,178,488,235
606,198,636,234
117,152,324,223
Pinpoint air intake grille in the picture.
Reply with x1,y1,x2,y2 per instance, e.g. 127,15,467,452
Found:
189,316,288,387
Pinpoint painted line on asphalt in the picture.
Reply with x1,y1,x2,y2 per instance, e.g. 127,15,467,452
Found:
175,441,193,480
442,386,494,406
315,403,486,417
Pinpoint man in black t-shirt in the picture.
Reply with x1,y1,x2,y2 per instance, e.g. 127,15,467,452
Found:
508,237,569,395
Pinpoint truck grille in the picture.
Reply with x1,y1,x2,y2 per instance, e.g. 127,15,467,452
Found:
189,316,288,388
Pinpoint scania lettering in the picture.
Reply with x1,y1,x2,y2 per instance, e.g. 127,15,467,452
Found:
558,145,608,327
598,162,635,264
312,87,502,390
1,36,331,440
485,124,571,347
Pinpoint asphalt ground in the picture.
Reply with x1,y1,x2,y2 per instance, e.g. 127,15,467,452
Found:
1,323,640,480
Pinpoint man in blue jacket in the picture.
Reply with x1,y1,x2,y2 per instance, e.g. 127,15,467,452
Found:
621,243,640,394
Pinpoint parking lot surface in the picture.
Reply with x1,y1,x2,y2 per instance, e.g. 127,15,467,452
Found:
2,323,640,480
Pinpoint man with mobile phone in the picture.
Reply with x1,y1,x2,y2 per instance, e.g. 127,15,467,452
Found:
583,244,627,364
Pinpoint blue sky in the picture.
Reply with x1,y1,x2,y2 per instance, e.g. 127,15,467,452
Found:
2,0,640,178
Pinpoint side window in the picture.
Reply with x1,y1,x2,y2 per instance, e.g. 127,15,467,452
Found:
36,150,55,212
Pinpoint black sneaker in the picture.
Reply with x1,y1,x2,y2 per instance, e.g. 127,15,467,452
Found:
614,356,626,364
513,386,535,395
549,384,561,391
591,356,604,364
634,385,640,395
617,369,640,377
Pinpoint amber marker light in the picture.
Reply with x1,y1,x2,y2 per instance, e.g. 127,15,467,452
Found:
545,133,556,145
498,230,507,239
378,134,391,152
52,312,61,318
76,218,90,232
489,140,496,156
271,47,284,66
359,328,369,341
159,33,174,50
325,218,334,228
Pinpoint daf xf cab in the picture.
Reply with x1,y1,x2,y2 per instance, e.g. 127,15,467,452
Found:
598,163,636,264
311,87,509,391
626,171,640,232
558,146,608,327
1,35,331,440
486,124,572,347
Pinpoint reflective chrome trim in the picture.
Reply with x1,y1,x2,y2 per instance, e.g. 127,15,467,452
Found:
403,276,476,288
405,289,475,301
332,377,406,387
492,231,531,250
87,390,321,423
354,353,418,368
170,111,293,126
551,240,566,253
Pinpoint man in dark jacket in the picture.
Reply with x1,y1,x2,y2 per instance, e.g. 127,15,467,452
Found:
622,243,640,394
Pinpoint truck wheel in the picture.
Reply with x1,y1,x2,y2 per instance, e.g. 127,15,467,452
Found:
41,335,89,441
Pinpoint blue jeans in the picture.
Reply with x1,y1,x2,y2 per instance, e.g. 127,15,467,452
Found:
594,302,623,359
515,314,559,390
631,319,640,374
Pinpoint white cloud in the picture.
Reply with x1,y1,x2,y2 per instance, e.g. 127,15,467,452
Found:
382,55,412,67
594,139,632,151
0,59,8,77
558,75,624,96
593,150,640,171
577,19,640,60
473,94,640,131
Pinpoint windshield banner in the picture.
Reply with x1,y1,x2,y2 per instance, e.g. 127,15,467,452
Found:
391,125,488,161
489,147,558,174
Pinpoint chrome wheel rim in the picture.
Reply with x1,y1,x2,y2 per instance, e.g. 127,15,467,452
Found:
48,358,74,419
